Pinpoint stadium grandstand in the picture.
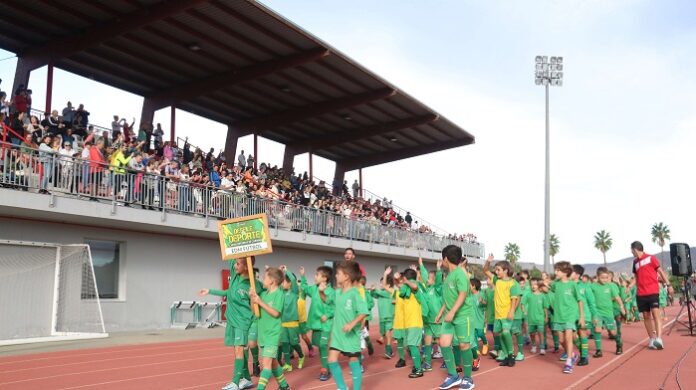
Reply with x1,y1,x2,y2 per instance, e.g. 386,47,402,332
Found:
0,0,481,335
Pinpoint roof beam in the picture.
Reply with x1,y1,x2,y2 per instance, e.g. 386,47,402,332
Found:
234,88,396,132
146,48,330,110
18,0,206,64
287,114,439,153
338,138,474,171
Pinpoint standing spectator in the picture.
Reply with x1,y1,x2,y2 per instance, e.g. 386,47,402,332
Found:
62,101,75,127
73,104,90,136
247,153,254,170
88,139,106,199
9,112,26,145
13,88,29,113
351,179,359,198
111,115,123,140
163,141,174,161
237,149,246,169
59,140,75,191
209,165,221,188
38,135,54,194
405,211,413,228
0,92,10,117
153,123,165,152
122,117,135,143
26,116,45,145
342,180,349,197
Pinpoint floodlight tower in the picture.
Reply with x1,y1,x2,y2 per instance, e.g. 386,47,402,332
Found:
535,55,563,273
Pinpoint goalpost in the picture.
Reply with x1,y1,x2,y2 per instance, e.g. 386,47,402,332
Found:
0,240,108,346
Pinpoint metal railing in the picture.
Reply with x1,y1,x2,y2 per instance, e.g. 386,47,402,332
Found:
0,141,484,258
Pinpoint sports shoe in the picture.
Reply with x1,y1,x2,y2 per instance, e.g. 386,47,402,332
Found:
319,369,331,381
278,385,291,390
395,358,406,368
440,361,447,369
298,356,305,369
515,352,524,361
472,356,480,371
593,350,603,358
423,362,433,371
507,355,516,367
489,349,498,358
571,352,579,365
524,335,532,345
433,349,443,359
653,338,664,350
648,338,657,349
563,364,573,374
553,346,560,353
559,353,568,361
282,363,292,372
459,377,475,390
577,357,589,366
438,374,462,389
253,364,261,377
496,353,505,362
237,378,253,390
540,348,546,355
530,346,537,354
481,344,489,356
367,341,375,356
384,351,393,359
616,345,623,355
221,382,239,390
408,368,424,378
496,350,504,359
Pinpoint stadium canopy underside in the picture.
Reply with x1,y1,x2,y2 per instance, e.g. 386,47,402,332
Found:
0,0,474,180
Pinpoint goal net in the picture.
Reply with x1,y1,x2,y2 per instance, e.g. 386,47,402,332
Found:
0,241,108,345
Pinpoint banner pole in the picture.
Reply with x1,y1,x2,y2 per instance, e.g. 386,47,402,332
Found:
247,256,260,317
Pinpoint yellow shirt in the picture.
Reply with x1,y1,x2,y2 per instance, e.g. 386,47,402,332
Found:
393,288,424,329
494,277,517,320
298,297,307,323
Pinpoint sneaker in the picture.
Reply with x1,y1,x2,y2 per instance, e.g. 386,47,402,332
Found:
423,362,433,371
481,344,489,356
531,346,537,354
563,364,573,374
384,351,394,359
408,369,424,378
559,353,568,361
278,386,291,390
395,358,406,368
515,352,524,361
438,374,462,389
282,363,292,372
253,364,261,377
440,361,447,369
577,357,589,366
540,348,546,355
553,346,560,353
525,335,532,345
433,350,443,359
298,356,305,369
593,350,603,358
653,338,664,350
496,353,505,362
459,377,475,390
648,338,657,350
496,350,504,359
616,345,623,355
571,352,579,365
319,369,331,381
507,355,516,367
489,349,498,358
472,356,480,371
237,378,253,390
221,382,239,390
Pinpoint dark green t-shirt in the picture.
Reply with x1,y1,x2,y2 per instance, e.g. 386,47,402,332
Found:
330,287,369,353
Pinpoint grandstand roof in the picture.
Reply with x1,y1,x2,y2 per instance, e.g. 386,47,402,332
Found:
0,0,474,170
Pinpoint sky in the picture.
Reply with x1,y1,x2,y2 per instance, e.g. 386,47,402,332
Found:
2,0,695,265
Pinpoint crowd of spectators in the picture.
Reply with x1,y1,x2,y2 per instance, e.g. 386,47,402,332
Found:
1,88,477,244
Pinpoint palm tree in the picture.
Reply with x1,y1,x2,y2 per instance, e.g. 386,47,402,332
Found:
504,243,521,264
651,222,671,268
594,230,613,266
549,234,560,266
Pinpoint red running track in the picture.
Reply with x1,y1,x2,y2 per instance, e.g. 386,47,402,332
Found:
1,306,695,390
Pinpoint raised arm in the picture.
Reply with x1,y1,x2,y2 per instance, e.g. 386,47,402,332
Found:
483,253,495,280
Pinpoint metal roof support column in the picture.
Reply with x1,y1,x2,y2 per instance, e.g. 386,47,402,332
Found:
333,163,347,196
170,105,176,144
11,56,43,97
253,133,258,170
224,125,243,165
140,98,157,130
359,168,363,198
45,62,54,113
309,152,313,181
282,145,297,176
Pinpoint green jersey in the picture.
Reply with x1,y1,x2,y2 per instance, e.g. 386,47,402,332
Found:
330,287,369,353
281,271,299,323
575,281,598,321
371,289,395,320
484,287,495,324
443,267,471,324
258,288,284,347
301,276,335,332
613,282,625,314
523,291,548,326
659,285,667,307
591,282,619,318
419,264,443,324
468,291,486,329
208,272,264,330
545,291,555,321
552,280,580,323
514,281,527,320
364,287,375,320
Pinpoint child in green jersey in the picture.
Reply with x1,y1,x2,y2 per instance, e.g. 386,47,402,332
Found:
552,261,584,374
468,278,487,371
370,275,395,358
523,278,548,355
279,266,304,372
328,261,369,390
249,268,290,390
512,276,526,361
199,257,261,390
299,265,335,381
419,257,443,372
483,278,496,357
591,267,626,357
571,265,598,366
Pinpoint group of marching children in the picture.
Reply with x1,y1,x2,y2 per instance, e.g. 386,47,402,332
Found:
200,245,656,390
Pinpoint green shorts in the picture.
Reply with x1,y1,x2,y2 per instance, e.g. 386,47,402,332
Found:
442,319,472,343
528,324,545,334
280,326,301,345
552,322,577,332
261,345,278,358
471,328,485,344
248,319,258,342
596,315,616,331
511,319,523,334
493,319,513,333
405,327,423,347
224,325,249,347
392,328,404,340
425,323,442,339
380,319,394,336
299,322,308,334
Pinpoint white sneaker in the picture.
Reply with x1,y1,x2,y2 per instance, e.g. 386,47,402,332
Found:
653,338,664,350
540,348,546,355
238,378,254,390
433,350,443,359
531,346,537,354
221,382,239,390
648,338,657,349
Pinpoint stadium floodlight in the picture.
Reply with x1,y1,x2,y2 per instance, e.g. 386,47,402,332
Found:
534,55,564,274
